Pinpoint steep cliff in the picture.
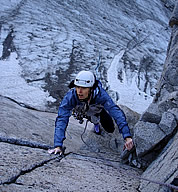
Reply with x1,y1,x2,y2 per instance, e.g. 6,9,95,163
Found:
0,0,177,191
0,0,174,113
134,1,178,191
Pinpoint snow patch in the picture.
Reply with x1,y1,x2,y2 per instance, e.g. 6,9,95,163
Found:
108,50,153,114
0,53,56,110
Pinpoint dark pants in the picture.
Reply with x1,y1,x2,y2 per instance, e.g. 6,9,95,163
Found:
100,109,115,133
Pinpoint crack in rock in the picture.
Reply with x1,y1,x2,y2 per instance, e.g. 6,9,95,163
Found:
0,154,63,185
0,136,52,150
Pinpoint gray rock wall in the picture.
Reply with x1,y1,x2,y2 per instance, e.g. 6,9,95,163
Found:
0,96,142,192
0,1,178,191
134,0,178,161
0,0,173,113
139,132,178,192
135,1,178,191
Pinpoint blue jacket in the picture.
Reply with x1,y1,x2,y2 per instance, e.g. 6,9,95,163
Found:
54,82,131,147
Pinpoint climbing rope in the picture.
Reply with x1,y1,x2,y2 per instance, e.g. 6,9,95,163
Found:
0,136,52,149
1,127,177,190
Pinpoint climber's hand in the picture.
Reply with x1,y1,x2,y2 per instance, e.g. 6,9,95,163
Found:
48,147,63,155
124,137,134,151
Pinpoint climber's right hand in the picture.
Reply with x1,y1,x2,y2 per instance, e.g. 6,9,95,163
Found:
48,147,63,155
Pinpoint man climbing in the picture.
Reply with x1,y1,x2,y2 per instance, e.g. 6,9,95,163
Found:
51,70,133,155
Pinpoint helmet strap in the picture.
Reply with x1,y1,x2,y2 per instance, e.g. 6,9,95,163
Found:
87,88,93,104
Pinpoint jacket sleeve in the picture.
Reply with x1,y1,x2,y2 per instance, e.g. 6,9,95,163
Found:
97,88,132,139
54,90,76,147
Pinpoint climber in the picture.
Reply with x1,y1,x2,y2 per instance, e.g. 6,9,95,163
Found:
50,70,134,155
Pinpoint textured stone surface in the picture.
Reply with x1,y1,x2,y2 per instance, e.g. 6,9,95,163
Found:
134,0,178,162
168,108,178,121
0,0,174,113
0,1,178,192
0,142,50,184
134,121,165,156
169,0,178,26
139,132,178,192
138,1,178,191
159,112,177,135
0,96,142,192
140,103,162,124
0,95,55,146
0,152,141,192
158,91,178,113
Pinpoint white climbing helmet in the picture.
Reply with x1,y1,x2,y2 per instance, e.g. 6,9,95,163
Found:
74,70,95,87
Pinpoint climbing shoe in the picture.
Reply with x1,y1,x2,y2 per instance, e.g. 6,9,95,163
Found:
94,124,101,134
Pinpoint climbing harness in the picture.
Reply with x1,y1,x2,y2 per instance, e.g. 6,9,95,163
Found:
72,102,88,124
72,102,103,125
74,104,141,167
73,103,141,168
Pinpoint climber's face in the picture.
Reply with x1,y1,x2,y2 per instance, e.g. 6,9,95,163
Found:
76,86,91,101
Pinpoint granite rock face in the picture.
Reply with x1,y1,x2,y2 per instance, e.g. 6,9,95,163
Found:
134,0,178,159
134,1,178,191
0,1,178,191
0,96,142,192
0,0,175,113
139,132,178,192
